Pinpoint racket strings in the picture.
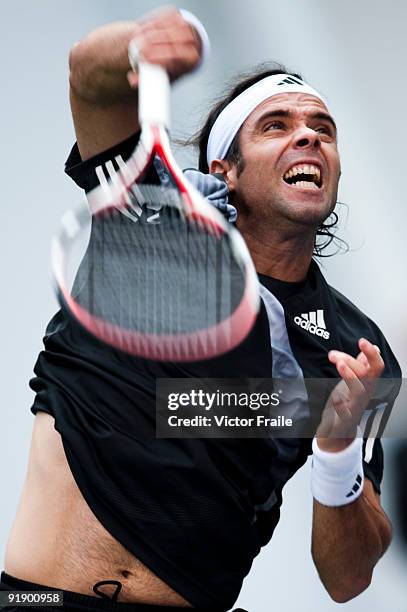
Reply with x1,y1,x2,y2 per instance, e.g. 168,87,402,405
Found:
70,182,245,347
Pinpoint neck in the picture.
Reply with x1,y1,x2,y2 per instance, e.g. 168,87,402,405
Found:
237,217,316,282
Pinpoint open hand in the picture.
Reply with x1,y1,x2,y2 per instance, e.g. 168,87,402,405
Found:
316,338,384,452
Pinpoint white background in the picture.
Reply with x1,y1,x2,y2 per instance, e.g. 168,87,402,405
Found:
1,1,406,610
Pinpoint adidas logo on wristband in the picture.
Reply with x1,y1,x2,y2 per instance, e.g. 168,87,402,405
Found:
346,473,363,498
311,434,364,507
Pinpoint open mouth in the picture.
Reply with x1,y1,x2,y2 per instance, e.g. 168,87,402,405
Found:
283,164,322,190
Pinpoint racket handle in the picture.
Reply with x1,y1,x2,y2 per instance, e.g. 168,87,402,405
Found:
138,62,170,129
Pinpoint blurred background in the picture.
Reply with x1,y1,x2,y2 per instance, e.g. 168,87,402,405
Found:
1,1,406,610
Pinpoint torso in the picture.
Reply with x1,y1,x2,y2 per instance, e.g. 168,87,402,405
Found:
4,411,192,606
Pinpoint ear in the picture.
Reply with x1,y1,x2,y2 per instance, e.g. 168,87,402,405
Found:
209,159,238,191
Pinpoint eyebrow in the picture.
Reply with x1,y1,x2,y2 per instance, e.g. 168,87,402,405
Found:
254,109,337,134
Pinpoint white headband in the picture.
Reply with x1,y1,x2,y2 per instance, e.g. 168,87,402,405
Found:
206,74,329,167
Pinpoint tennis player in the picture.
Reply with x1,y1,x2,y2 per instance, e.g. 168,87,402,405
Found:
1,6,401,612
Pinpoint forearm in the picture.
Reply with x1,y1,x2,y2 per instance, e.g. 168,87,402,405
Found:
68,8,203,160
311,480,392,602
69,21,140,104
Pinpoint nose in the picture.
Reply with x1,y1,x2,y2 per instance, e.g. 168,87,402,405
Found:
294,127,321,150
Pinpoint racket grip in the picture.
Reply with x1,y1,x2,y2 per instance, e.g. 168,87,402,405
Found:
138,62,170,128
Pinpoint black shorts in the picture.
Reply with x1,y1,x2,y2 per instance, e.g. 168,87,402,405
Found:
0,573,247,612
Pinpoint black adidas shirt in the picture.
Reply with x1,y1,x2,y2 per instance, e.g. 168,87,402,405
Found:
30,134,401,611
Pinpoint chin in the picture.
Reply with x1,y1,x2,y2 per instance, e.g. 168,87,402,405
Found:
275,198,335,227
278,182,336,213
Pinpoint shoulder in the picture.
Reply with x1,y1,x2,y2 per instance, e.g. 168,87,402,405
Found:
329,284,377,331
328,283,402,379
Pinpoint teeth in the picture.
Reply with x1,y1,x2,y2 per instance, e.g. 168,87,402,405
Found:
283,164,321,183
292,180,319,190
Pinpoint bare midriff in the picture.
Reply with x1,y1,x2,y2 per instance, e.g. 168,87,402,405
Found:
4,412,192,606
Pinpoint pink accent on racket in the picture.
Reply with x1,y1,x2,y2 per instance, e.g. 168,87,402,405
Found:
51,59,259,361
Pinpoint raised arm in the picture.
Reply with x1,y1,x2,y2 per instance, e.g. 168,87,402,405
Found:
311,339,392,602
68,6,203,160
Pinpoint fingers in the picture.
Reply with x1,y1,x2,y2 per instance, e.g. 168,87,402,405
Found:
328,349,368,379
138,7,202,54
320,339,384,441
358,338,384,377
328,338,384,380
135,31,201,73
137,5,184,29
129,7,202,81
356,350,369,367
335,359,366,400
321,364,367,439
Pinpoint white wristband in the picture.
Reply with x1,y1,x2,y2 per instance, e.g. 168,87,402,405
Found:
311,431,364,507
179,9,211,69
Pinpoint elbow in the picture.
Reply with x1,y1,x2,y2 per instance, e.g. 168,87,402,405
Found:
68,39,100,101
69,42,84,96
312,547,376,604
327,574,372,603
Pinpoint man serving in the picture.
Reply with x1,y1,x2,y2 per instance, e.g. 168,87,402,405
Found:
2,7,401,612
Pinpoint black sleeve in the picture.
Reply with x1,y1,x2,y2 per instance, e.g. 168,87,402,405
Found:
361,379,400,495
361,322,401,495
65,132,142,193
330,286,402,495
362,438,384,495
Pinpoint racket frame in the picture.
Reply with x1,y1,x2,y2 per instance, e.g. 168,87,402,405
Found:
52,62,260,361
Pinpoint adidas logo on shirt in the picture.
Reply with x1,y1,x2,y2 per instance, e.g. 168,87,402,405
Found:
293,310,330,340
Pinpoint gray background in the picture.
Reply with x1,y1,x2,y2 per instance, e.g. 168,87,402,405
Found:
1,1,406,610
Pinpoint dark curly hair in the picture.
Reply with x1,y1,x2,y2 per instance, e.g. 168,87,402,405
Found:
188,62,347,257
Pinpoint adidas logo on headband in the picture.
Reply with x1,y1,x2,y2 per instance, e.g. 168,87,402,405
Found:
277,76,304,87
206,73,329,165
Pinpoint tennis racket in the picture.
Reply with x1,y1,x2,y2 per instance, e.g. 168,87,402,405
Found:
51,48,259,362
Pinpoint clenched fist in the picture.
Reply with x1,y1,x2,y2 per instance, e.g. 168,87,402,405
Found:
127,6,204,88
